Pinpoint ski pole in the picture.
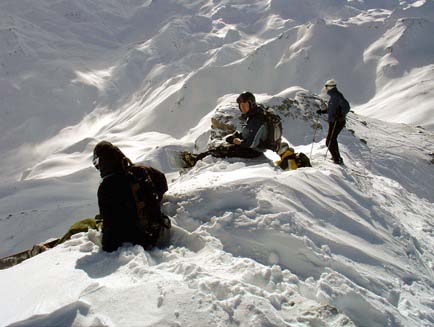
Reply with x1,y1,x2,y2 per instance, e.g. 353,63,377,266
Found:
309,114,320,161
324,121,337,160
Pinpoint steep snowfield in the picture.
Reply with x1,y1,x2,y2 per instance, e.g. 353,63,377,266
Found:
0,0,434,326
0,228,354,327
1,111,433,326
1,0,434,183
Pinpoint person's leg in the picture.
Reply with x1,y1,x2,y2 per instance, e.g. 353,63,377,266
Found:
326,121,345,163
326,122,336,161
334,121,345,164
181,145,262,168
155,226,171,249
180,150,211,168
209,144,262,159
101,228,122,252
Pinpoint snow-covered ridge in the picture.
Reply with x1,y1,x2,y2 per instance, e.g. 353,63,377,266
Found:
1,102,433,326
0,228,355,326
0,1,434,326
0,0,433,183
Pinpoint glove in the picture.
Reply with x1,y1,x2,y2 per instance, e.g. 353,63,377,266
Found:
225,132,241,144
225,135,234,144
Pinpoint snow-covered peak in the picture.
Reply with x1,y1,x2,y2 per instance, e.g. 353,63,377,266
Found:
0,1,433,326
0,0,433,183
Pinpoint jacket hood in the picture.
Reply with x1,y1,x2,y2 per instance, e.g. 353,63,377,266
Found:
93,141,128,178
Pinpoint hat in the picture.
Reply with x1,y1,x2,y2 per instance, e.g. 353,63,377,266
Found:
93,141,129,175
236,92,256,106
93,141,125,162
324,79,337,87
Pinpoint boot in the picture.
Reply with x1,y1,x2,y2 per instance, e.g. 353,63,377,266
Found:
180,151,199,168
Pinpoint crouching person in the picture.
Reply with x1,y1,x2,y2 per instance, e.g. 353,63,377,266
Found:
93,141,171,252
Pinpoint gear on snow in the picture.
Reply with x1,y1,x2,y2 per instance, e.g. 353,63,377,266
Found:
276,142,312,170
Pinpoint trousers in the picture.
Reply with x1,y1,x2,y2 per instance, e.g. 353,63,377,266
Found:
326,121,345,163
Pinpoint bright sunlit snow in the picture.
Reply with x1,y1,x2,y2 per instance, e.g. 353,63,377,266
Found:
0,0,433,326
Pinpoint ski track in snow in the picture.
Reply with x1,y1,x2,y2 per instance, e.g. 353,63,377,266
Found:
0,0,434,326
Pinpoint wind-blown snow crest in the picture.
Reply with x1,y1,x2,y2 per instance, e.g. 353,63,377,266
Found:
0,0,433,183
0,228,354,326
0,0,434,326
1,103,433,326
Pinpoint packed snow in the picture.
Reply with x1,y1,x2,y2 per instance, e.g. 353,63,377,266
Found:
0,0,433,326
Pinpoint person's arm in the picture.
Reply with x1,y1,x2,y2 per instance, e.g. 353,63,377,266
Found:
98,182,119,229
225,131,242,144
316,101,328,115
98,183,116,251
98,178,132,251
238,116,266,149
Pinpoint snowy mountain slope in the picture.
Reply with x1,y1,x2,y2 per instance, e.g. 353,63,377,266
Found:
1,103,433,326
355,65,434,128
357,13,434,128
392,0,434,21
0,169,99,259
163,113,434,325
1,0,434,184
0,0,434,326
0,228,354,327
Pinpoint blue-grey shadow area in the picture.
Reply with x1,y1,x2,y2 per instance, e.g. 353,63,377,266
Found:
8,301,91,327
75,249,127,279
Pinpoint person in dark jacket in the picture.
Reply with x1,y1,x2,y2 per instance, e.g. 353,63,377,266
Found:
93,141,169,252
316,79,347,165
181,92,268,167
93,141,142,252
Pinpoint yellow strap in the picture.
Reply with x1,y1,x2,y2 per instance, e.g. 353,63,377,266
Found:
275,150,298,170
280,150,295,161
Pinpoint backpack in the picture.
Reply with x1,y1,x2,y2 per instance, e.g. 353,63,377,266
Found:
295,152,312,168
339,95,351,116
276,149,312,170
261,107,282,152
126,164,171,245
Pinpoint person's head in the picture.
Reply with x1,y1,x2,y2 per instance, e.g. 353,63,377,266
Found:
236,91,256,114
324,79,337,92
93,141,130,176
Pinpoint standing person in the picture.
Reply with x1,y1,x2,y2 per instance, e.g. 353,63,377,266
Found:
93,141,170,252
181,91,269,167
316,79,350,165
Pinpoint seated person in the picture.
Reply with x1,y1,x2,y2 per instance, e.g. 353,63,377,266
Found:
181,91,269,167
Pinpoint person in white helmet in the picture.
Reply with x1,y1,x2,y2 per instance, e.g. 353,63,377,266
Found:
317,79,350,165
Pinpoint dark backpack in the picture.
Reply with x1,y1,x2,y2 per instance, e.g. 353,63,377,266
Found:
340,97,350,115
126,164,171,245
337,90,351,117
295,152,312,168
261,107,282,152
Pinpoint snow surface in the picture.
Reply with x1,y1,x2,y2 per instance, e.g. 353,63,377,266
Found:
1,0,434,326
